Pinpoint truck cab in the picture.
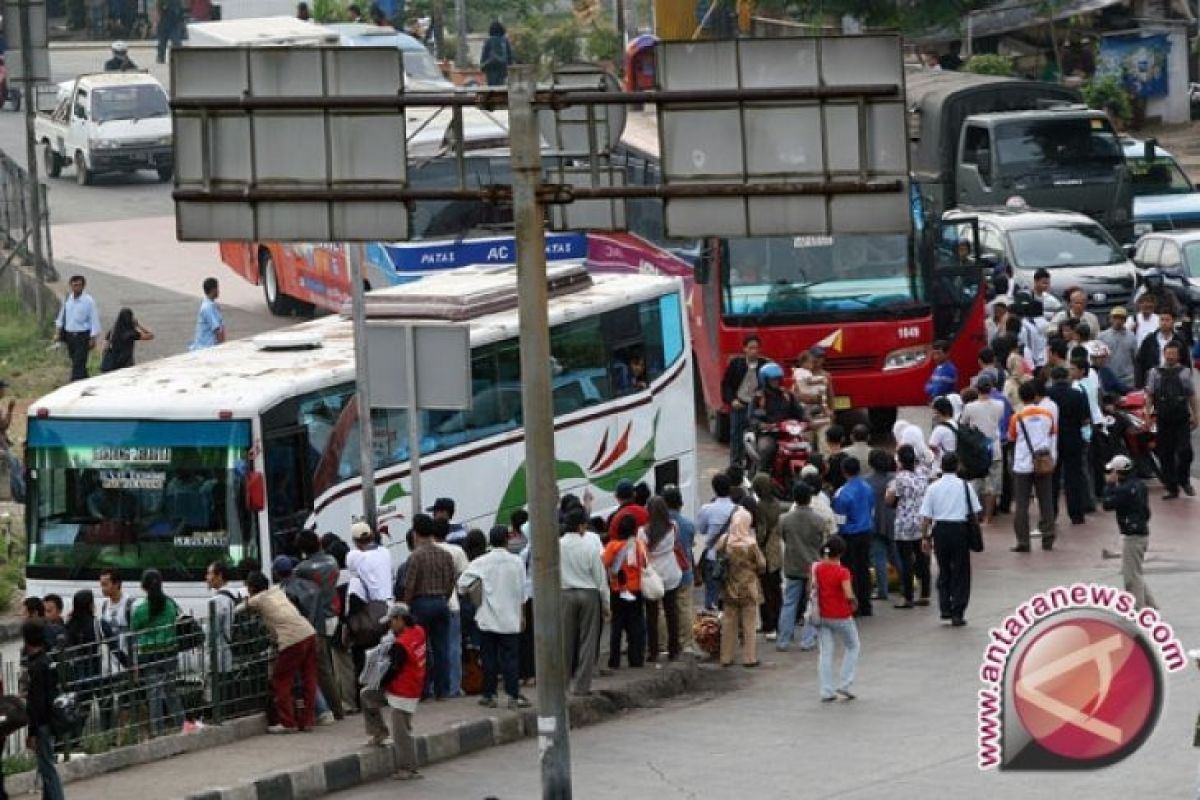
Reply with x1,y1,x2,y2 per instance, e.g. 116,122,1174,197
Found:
36,72,173,186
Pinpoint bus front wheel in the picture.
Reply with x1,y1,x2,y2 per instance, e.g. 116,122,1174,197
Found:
260,251,296,316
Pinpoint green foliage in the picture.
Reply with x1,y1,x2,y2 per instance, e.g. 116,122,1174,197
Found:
544,20,583,66
467,0,549,31
509,22,545,68
0,293,67,407
1082,75,1133,123
964,54,1014,77
3,754,34,777
585,23,623,63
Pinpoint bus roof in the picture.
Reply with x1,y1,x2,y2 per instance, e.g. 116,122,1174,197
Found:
31,269,680,421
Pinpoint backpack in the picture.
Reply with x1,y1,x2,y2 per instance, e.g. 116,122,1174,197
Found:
1154,366,1190,425
950,421,993,480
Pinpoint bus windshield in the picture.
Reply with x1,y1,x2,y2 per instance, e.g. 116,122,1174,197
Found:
720,234,925,319
26,419,258,579
994,118,1122,173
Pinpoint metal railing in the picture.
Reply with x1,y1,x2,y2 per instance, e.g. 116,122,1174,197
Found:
0,605,274,768
0,150,55,283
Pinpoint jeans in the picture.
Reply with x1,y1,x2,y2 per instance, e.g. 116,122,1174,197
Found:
729,403,750,466
645,586,680,661
870,535,896,600
817,619,860,699
842,533,873,615
447,611,463,697
411,595,451,698
479,630,520,700
776,575,816,650
702,559,722,611
139,656,184,736
34,724,64,800
1157,419,1194,494
156,12,183,61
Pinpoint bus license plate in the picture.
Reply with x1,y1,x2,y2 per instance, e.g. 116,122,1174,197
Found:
832,396,851,410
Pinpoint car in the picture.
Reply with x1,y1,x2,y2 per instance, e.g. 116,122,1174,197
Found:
1122,137,1200,236
945,207,1137,325
1130,230,1200,325
323,23,453,91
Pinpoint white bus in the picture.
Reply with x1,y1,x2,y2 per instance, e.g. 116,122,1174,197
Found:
23,265,696,610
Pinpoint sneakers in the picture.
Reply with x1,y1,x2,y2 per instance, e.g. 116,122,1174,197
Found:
367,732,390,747
478,696,498,709
267,724,297,735
764,632,777,642
317,713,336,727
508,695,533,710
1184,484,1196,497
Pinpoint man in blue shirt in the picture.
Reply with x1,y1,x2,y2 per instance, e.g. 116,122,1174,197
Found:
694,473,737,611
190,277,226,351
663,485,696,655
924,339,958,401
831,456,875,616
55,274,101,381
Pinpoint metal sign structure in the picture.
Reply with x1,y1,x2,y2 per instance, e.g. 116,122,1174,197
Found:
4,0,49,82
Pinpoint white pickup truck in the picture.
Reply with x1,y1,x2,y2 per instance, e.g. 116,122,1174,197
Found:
34,72,173,186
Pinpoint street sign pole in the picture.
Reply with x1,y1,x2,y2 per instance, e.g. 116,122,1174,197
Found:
17,0,45,321
403,323,423,516
509,65,572,800
349,253,378,532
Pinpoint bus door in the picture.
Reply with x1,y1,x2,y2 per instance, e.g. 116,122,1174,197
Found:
931,218,987,389
262,424,315,555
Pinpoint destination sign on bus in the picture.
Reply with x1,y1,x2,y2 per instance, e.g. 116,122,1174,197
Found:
100,470,167,490
93,448,173,465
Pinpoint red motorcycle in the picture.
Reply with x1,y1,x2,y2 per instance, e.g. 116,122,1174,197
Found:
743,419,812,496
1106,391,1162,482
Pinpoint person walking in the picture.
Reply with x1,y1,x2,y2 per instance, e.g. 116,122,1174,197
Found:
720,335,764,467
559,508,607,695
54,274,101,382
100,307,154,373
603,515,649,670
244,571,318,733
1045,365,1091,524
156,0,184,63
22,622,65,800
1009,381,1057,552
401,515,456,699
1134,306,1186,388
776,483,824,652
295,530,344,719
887,445,931,608
919,453,982,627
959,379,1005,523
1100,306,1138,389
457,527,529,710
865,449,897,602
480,21,514,87
662,486,696,655
189,277,226,351
695,473,737,611
831,456,875,616
1146,341,1198,499
130,569,186,736
1100,454,1156,609
715,505,766,668
749,474,783,640
359,604,426,781
639,496,683,662
812,536,860,702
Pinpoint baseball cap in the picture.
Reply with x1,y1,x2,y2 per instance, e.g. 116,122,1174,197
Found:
1105,454,1133,472
378,602,411,625
1110,306,1128,318
349,521,374,541
427,497,455,515
271,555,296,576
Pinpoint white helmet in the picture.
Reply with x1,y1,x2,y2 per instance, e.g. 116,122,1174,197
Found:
112,41,128,54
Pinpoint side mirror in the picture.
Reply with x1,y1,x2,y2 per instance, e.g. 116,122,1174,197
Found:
1124,244,1137,259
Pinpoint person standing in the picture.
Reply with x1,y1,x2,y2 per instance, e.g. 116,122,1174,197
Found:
428,497,466,544
559,508,607,696
639,496,683,662
720,335,764,467
776,483,824,652
457,527,529,709
887,445,931,608
130,570,185,736
1045,366,1091,524
244,571,318,733
1145,341,1198,499
606,479,649,540
205,561,238,709
1099,306,1138,389
295,530,345,719
831,456,874,616
1132,293,1159,347
359,604,426,782
959,380,1005,524
695,473,737,611
55,274,101,382
602,515,649,670
156,0,184,63
189,277,226,351
1009,381,1057,552
715,506,766,668
1101,454,1156,609
1135,307,1186,388
401,515,456,699
662,486,696,655
431,518,467,698
918,453,982,627
22,622,65,800
927,397,958,462
864,449,897,603
812,536,860,702
924,340,958,401
480,21,514,87
750,474,783,641
100,308,154,373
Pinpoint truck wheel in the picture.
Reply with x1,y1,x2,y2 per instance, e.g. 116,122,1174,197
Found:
44,143,61,178
74,152,93,186
157,165,174,182
260,250,296,316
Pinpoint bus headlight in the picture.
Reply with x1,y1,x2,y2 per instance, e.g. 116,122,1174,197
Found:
883,346,928,371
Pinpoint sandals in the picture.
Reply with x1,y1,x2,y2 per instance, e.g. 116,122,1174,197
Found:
393,769,423,781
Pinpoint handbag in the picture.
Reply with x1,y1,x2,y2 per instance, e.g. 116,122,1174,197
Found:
347,599,389,648
639,543,665,601
963,480,984,553
1017,416,1055,476
803,563,822,627
703,511,736,585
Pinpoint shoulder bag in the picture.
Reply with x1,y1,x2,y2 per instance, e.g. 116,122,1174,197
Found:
803,562,822,628
1017,415,1055,476
637,541,665,601
963,480,984,553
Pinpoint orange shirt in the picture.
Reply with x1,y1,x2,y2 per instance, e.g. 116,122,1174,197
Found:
601,538,647,594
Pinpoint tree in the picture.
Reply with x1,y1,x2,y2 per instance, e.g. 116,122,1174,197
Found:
964,54,1013,76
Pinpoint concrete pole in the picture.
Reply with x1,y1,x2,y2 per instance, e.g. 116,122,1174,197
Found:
18,0,45,321
454,0,468,69
508,65,572,800
350,253,378,532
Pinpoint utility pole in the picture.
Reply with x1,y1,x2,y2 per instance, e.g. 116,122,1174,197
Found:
349,253,378,532
17,0,45,321
454,0,467,69
508,65,572,800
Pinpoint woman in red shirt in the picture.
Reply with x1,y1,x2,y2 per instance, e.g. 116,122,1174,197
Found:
602,515,649,669
812,535,860,702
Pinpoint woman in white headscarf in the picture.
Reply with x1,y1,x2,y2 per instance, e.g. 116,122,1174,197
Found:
892,420,934,468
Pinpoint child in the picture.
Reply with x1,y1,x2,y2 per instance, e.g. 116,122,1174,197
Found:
813,535,860,702
1101,455,1156,609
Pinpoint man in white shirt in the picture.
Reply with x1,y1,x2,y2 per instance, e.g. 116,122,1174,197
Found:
457,527,529,709
1008,382,1057,553
347,522,393,605
1132,293,1159,346
918,453,982,627
55,274,101,381
205,560,238,675
959,380,1005,523
97,568,133,731
432,518,468,697
559,508,608,696
928,397,958,462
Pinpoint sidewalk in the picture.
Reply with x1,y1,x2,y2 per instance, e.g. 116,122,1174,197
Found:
42,658,716,800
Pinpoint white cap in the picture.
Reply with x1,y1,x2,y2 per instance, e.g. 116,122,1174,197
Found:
1085,340,1110,359
112,40,128,53
350,521,373,540
1105,454,1133,472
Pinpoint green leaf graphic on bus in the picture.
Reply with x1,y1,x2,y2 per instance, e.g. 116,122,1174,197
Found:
379,482,409,506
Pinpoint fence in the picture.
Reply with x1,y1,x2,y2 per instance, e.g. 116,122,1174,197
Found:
0,603,274,768
0,150,55,284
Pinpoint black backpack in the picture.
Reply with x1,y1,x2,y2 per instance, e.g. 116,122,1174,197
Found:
1154,366,1190,425
942,421,992,480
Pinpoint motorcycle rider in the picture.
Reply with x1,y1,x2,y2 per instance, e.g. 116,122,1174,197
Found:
105,41,138,72
750,362,807,479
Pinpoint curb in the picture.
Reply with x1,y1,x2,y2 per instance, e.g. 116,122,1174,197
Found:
185,661,707,800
